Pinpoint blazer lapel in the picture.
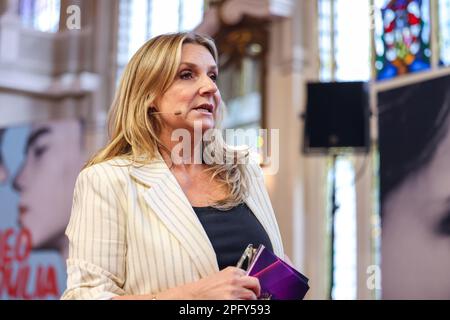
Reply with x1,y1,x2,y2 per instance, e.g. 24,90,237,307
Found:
129,157,219,279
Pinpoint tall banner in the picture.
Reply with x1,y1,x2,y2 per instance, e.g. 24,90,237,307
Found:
0,119,85,299
379,74,450,298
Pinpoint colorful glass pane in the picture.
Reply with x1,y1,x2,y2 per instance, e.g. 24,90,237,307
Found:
375,0,431,80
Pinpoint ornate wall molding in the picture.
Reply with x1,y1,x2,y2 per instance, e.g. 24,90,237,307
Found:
196,0,294,36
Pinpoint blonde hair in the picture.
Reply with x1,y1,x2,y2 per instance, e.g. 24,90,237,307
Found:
87,32,249,210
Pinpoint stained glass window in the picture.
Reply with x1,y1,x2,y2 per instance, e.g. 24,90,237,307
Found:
330,157,357,300
317,0,372,300
19,0,60,33
318,0,334,81
374,0,431,80
334,0,371,81
439,0,450,66
318,0,371,82
116,0,204,82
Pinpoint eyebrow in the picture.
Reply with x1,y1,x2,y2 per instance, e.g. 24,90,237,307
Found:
179,62,218,71
25,127,51,153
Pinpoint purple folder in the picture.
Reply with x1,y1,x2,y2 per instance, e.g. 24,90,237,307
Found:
246,245,310,300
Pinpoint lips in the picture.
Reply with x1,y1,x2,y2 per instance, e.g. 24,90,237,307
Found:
192,103,214,114
19,205,28,219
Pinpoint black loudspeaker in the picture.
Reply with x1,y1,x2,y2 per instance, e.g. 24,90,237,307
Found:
303,81,370,154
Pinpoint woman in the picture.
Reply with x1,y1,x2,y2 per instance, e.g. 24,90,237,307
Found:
61,32,284,300
13,119,85,259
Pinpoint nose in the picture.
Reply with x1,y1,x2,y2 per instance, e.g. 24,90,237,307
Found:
199,75,218,96
13,165,25,192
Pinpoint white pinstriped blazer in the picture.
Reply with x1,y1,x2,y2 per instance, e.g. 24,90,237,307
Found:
61,155,284,300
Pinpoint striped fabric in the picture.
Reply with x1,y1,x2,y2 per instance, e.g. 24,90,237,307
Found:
61,155,284,300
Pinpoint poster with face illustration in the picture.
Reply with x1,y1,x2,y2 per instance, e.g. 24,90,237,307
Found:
379,74,450,299
0,118,85,299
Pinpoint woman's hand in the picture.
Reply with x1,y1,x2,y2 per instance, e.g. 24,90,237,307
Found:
114,267,261,300
180,266,261,300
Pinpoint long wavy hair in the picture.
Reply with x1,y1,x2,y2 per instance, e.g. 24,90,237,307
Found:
86,32,249,210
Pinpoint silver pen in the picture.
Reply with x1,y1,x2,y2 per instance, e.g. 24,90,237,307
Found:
236,244,254,270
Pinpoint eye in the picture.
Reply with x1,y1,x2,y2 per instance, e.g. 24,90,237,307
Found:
33,145,48,158
179,70,193,80
209,73,218,82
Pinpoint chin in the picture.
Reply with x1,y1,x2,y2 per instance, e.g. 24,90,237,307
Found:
202,121,215,129
187,120,215,131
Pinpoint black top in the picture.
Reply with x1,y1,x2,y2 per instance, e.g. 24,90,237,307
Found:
192,202,273,270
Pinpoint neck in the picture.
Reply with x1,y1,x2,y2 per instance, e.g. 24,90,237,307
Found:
159,126,204,168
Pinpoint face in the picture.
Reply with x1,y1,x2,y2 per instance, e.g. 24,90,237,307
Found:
382,114,450,298
0,129,7,184
13,120,84,250
156,43,221,133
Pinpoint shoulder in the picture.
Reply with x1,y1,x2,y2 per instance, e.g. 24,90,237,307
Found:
77,157,132,186
71,158,133,212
